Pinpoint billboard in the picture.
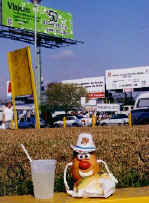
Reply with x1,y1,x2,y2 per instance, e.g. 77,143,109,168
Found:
62,76,105,98
0,0,1,25
106,66,149,90
1,0,73,39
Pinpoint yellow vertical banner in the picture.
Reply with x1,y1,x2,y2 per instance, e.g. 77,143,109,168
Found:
8,46,40,129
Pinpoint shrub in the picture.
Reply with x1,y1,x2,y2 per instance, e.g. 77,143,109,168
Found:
0,126,148,195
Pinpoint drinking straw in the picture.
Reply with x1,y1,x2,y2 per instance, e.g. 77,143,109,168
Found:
21,144,32,162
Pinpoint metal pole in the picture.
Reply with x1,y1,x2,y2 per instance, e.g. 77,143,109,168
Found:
32,0,42,112
37,46,41,108
34,2,41,110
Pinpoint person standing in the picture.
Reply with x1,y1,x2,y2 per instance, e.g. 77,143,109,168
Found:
2,101,13,129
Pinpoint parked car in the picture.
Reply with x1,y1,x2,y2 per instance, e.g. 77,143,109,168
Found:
53,115,82,127
18,116,47,128
76,115,92,127
99,114,128,126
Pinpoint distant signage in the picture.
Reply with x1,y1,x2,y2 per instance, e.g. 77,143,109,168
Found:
87,99,96,106
106,66,149,90
7,81,12,98
123,88,133,93
1,0,73,39
81,97,86,106
62,76,105,98
97,104,120,112
88,92,105,99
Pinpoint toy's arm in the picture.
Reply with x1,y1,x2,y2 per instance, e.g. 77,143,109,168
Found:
97,160,118,183
64,162,72,192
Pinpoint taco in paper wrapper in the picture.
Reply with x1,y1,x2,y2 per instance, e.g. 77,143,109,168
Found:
74,173,116,197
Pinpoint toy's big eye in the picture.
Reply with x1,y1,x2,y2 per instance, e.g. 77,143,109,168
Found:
77,154,84,160
84,153,90,159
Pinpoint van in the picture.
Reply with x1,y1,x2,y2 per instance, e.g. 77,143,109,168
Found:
131,92,149,125
134,92,149,109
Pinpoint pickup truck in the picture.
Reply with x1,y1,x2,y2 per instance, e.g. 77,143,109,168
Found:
131,92,149,125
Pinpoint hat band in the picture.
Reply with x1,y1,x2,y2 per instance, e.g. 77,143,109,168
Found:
75,145,95,150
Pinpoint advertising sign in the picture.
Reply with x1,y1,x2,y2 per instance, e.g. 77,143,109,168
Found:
123,88,133,93
88,92,105,99
97,104,120,113
106,66,149,90
0,0,2,25
81,97,86,106
1,0,73,39
63,76,105,98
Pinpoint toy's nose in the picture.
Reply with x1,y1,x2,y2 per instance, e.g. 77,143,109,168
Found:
79,160,91,170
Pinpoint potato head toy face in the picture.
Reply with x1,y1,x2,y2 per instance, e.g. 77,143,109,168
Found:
72,151,99,182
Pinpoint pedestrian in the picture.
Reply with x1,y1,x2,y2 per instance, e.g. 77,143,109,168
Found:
2,101,13,129
26,110,31,121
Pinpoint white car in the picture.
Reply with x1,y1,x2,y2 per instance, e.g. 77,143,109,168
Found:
100,114,128,126
76,115,92,126
53,115,82,127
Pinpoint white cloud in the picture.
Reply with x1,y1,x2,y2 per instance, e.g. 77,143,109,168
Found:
49,49,75,60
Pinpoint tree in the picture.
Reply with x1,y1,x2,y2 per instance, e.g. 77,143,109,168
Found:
45,82,87,112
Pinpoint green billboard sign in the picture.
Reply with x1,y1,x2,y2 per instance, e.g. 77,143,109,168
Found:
1,0,73,39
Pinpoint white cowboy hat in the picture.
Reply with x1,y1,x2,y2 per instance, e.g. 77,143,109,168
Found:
70,133,96,153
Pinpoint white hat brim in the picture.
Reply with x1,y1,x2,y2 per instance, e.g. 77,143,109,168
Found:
70,144,96,153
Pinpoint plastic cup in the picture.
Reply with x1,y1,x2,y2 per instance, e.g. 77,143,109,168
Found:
31,159,56,199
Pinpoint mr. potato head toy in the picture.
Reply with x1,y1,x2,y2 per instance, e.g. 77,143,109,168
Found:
64,133,118,198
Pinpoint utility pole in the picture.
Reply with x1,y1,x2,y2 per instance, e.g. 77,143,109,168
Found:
30,0,42,111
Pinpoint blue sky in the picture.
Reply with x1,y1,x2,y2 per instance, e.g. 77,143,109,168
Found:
1,0,149,98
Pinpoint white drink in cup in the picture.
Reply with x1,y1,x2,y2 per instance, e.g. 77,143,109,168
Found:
31,159,56,199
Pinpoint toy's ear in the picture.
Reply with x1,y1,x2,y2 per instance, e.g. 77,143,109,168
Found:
72,151,78,158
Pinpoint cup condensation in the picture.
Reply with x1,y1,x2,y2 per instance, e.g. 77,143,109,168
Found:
31,160,56,199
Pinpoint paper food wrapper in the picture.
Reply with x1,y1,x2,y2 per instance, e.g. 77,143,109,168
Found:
70,174,116,198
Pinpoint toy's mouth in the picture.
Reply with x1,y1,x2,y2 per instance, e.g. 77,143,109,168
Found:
79,169,93,177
